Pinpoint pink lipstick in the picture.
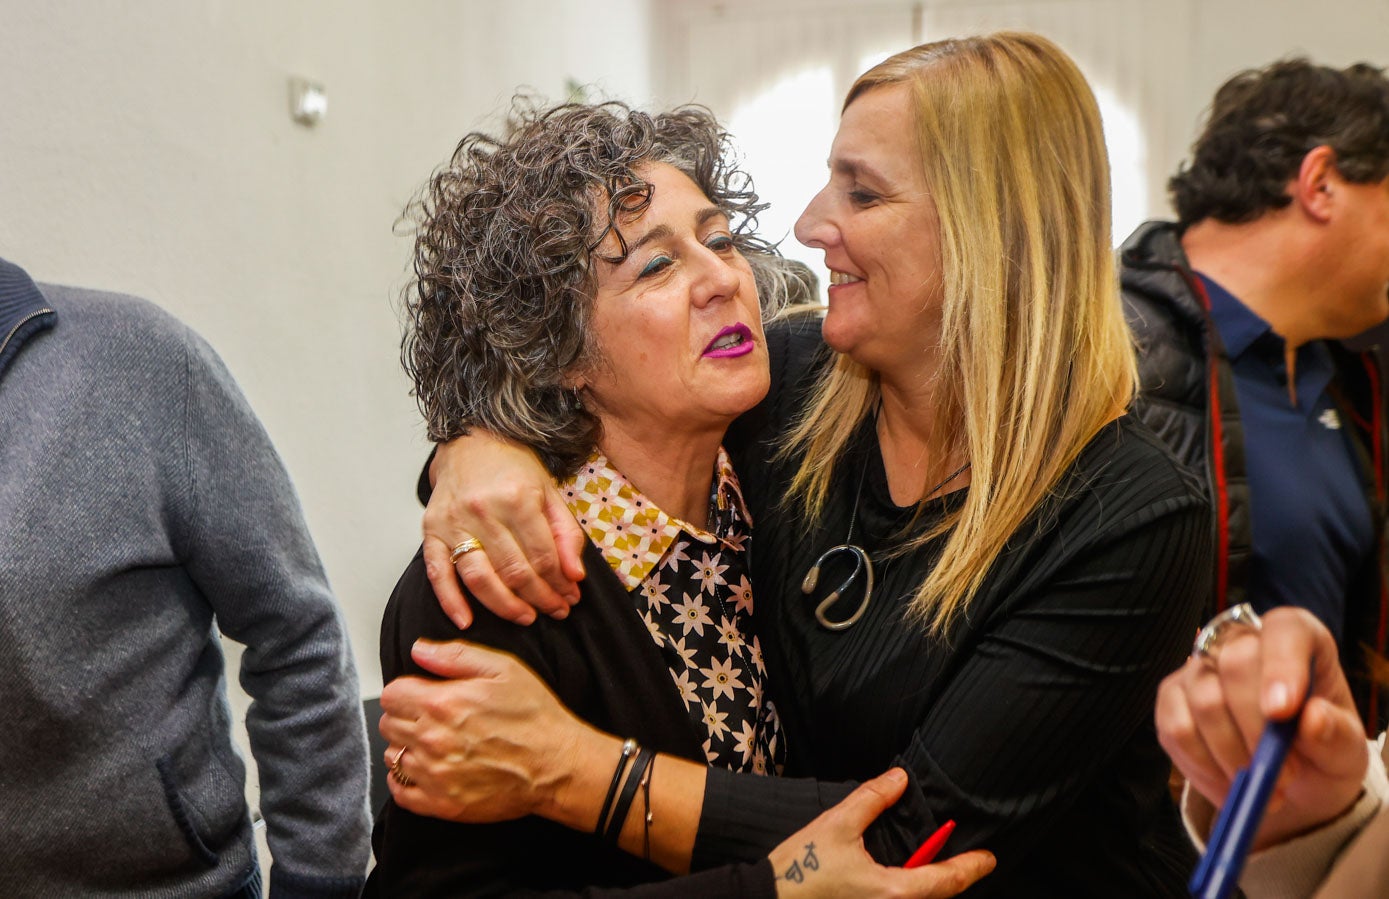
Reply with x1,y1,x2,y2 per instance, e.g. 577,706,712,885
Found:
703,323,755,358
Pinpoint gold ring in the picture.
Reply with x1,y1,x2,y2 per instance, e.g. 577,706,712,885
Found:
1192,603,1262,666
450,538,484,564
389,745,415,787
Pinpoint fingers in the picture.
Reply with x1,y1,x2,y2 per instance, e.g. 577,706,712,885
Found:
377,663,492,747
422,508,544,627
423,535,473,629
385,765,461,820
512,480,583,602
446,493,574,623
457,546,542,625
1156,659,1233,804
384,742,413,784
481,486,578,616
1160,618,1304,789
383,741,459,819
1214,632,1267,753
1157,605,1372,833
1258,607,1348,718
905,849,997,898
422,497,544,626
421,431,579,623
378,710,415,751
1184,658,1253,781
819,769,996,898
377,675,439,748
832,768,910,834
544,488,589,584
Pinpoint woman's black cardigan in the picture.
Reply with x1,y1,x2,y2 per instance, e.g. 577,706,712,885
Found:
365,540,776,898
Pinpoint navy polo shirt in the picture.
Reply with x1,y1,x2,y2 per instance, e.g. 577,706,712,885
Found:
1200,273,1374,641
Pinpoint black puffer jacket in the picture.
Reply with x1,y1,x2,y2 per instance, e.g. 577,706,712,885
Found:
1120,221,1389,729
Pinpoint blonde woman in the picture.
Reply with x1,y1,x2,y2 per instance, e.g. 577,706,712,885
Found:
385,33,1209,896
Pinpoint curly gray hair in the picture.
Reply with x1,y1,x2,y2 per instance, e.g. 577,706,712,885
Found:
402,99,801,477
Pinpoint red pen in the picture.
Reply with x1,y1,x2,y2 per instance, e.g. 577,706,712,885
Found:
903,819,956,868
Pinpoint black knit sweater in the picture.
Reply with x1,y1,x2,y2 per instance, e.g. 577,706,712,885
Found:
695,317,1212,897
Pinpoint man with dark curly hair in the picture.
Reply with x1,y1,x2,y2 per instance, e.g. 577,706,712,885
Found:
1121,58,1389,731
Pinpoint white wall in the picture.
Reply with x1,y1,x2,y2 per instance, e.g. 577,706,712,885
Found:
466,0,652,110
0,0,654,866
0,0,654,699
656,0,1389,258
1188,0,1389,129
915,0,1389,224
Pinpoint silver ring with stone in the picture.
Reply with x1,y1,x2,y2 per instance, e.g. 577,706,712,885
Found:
1192,603,1263,666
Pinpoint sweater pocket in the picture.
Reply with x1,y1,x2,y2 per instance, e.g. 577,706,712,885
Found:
155,753,221,867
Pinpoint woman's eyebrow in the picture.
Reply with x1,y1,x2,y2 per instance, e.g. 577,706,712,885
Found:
625,207,728,254
832,156,890,185
696,206,728,228
626,224,673,253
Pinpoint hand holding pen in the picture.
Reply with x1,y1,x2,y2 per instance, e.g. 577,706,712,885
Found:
1156,607,1370,892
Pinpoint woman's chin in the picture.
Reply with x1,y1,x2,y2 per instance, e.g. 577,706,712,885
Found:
709,375,773,427
819,314,860,356
723,377,772,421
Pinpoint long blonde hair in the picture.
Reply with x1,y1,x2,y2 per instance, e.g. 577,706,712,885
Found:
784,32,1136,634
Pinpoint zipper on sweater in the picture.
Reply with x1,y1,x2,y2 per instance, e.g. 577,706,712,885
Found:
0,307,54,358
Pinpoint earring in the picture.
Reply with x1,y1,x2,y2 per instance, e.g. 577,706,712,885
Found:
570,388,584,411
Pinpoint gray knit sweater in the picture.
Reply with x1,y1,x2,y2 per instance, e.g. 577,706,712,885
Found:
0,259,372,897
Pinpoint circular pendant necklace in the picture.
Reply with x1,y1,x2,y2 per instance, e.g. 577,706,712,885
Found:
801,455,970,631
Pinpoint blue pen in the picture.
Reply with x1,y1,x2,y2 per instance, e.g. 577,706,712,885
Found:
1189,712,1302,899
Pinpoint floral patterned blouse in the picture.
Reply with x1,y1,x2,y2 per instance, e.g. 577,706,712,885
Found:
560,449,784,775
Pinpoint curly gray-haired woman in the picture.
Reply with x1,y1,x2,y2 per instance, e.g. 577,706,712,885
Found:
366,101,994,898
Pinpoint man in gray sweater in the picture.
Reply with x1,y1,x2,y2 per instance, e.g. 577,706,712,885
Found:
0,257,372,897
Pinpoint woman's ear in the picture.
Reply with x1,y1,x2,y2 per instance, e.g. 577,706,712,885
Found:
559,371,588,412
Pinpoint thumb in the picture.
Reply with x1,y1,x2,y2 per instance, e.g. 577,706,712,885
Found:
833,767,910,834
901,849,997,897
411,638,507,679
1259,608,1336,719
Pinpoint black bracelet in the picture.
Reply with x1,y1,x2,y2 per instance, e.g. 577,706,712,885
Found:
604,746,654,845
595,738,637,836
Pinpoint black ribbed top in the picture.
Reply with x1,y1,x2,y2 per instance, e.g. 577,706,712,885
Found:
697,318,1212,898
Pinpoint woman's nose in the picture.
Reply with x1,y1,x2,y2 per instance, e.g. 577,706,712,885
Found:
794,186,834,250
691,247,744,308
